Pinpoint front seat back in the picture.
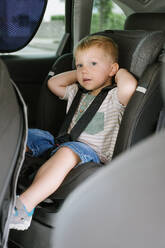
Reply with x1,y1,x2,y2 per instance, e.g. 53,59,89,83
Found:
56,128,165,248
0,60,27,248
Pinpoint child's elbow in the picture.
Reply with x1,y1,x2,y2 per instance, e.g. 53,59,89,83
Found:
120,80,138,106
47,77,57,93
127,79,138,100
127,80,138,103
130,78,138,93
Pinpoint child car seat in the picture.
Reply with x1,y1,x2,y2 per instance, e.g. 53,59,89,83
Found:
124,12,165,132
113,12,165,157
55,17,165,245
55,62,165,248
0,59,27,248
9,28,165,248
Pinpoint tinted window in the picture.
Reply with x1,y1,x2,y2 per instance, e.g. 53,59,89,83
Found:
6,0,65,55
91,0,126,33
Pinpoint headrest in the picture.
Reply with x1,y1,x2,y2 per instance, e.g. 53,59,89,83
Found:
124,13,165,31
0,0,47,53
95,30,165,79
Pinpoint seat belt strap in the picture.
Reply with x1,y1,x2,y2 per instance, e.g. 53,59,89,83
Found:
58,84,83,136
70,85,114,140
56,84,116,143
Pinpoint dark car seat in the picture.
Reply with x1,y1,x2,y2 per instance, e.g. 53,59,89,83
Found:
9,27,165,248
37,28,165,196
37,28,165,158
124,12,165,133
112,13,165,157
0,59,27,248
124,12,165,31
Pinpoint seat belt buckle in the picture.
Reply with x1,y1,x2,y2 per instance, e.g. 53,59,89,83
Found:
55,133,72,146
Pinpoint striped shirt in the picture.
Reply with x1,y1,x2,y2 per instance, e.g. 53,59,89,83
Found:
62,84,125,163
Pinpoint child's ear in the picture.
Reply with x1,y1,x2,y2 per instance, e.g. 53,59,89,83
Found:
109,63,119,77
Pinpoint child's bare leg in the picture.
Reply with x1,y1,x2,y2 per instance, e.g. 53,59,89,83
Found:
19,146,80,212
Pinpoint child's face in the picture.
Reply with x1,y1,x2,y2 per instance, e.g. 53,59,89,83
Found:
75,46,118,95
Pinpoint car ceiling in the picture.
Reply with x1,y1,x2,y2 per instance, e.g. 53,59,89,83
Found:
114,0,165,15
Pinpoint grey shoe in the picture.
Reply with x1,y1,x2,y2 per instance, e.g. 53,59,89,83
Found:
9,197,34,231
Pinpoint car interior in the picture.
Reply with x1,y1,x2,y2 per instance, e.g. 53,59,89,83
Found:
0,0,165,247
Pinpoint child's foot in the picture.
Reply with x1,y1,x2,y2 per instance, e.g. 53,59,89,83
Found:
9,197,34,231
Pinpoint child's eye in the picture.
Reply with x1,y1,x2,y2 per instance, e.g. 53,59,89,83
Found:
91,62,97,66
76,64,83,68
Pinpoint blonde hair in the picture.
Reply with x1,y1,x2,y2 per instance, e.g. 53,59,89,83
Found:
74,35,118,62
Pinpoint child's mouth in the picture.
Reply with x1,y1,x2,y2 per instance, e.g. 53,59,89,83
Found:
83,78,91,82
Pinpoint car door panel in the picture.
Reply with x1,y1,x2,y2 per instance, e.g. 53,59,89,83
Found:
1,55,57,127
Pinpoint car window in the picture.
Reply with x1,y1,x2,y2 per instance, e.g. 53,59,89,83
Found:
9,0,65,55
91,0,126,33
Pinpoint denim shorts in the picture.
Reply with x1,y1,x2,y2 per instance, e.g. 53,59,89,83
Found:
27,129,100,165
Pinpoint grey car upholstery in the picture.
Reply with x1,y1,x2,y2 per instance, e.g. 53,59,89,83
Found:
56,129,165,248
113,13,165,157
0,59,27,248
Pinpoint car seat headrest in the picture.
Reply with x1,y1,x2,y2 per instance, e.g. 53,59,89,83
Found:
94,30,165,79
124,13,165,31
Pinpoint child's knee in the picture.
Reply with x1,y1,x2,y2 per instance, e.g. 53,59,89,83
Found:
58,146,81,163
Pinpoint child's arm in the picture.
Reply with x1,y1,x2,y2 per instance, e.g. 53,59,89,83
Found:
115,68,138,106
48,70,77,98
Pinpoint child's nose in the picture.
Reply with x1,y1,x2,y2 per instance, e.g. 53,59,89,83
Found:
82,65,88,73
